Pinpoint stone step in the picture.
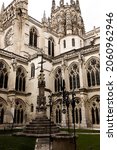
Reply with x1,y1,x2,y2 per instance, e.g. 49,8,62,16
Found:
29,121,52,124
24,126,59,130
24,129,59,134
25,125,57,129
23,115,60,135
36,138,50,144
26,123,56,127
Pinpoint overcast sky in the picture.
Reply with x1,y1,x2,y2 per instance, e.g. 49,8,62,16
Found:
0,0,101,32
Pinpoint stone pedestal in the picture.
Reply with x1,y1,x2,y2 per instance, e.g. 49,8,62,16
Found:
52,133,76,150
23,115,59,135
35,133,77,150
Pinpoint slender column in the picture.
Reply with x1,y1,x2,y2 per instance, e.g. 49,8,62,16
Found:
80,96,87,128
78,53,85,88
61,58,67,127
8,60,17,90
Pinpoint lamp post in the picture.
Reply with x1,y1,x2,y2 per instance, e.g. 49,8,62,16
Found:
65,91,70,132
48,93,53,150
61,79,77,150
71,90,76,150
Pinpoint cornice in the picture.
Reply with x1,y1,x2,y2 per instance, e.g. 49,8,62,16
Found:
0,49,28,64
52,44,100,65
28,16,42,28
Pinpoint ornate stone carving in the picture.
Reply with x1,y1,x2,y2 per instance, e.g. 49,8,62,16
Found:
4,28,13,47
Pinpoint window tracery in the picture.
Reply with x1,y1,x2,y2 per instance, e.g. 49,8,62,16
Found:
31,63,35,78
15,67,26,92
0,61,8,89
54,68,62,92
29,27,37,47
69,63,80,90
87,58,100,87
48,37,54,57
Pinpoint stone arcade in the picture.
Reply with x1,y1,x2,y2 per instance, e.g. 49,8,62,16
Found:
0,0,100,129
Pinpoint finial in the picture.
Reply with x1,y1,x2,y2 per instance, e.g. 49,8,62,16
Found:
42,10,47,23
60,0,64,6
76,0,81,12
1,2,5,14
52,0,56,10
70,0,75,5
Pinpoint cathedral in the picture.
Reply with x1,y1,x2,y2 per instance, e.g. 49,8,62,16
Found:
0,0,100,129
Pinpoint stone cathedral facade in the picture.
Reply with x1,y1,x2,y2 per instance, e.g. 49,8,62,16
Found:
0,0,100,129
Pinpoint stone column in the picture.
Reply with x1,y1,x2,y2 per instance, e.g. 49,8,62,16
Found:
61,57,68,127
80,95,87,128
78,53,85,88
8,60,17,91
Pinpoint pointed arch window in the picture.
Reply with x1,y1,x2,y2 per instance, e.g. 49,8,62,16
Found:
0,61,8,89
69,64,80,90
31,63,35,78
54,68,62,92
72,38,75,47
14,100,25,124
31,104,34,112
15,67,26,92
48,37,54,57
0,104,4,124
56,105,61,124
72,98,82,124
63,40,66,48
87,58,100,87
91,97,100,125
29,27,37,47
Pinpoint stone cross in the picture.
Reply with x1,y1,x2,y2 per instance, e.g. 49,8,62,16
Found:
38,55,46,72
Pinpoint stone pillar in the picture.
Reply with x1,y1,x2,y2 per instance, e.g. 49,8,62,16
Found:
78,53,85,88
61,58,68,127
80,95,87,128
8,63,17,91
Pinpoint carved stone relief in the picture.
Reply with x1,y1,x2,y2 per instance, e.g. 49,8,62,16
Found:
4,28,13,47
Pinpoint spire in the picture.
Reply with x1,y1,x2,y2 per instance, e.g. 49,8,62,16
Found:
1,2,5,14
76,0,81,12
70,0,75,5
0,2,4,27
42,11,47,23
52,0,56,10
60,0,64,6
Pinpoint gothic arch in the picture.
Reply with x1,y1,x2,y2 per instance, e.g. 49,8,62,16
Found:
85,56,99,67
29,26,38,47
85,57,100,87
71,97,82,124
31,63,35,78
89,95,100,125
15,66,27,92
54,99,62,124
0,97,8,107
68,61,79,69
16,65,27,75
0,97,7,124
0,60,10,89
68,62,80,90
54,67,63,92
48,37,55,57
0,59,10,72
14,98,26,124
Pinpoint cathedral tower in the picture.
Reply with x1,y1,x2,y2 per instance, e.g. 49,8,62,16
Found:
0,0,28,54
50,0,85,53
50,0,85,37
